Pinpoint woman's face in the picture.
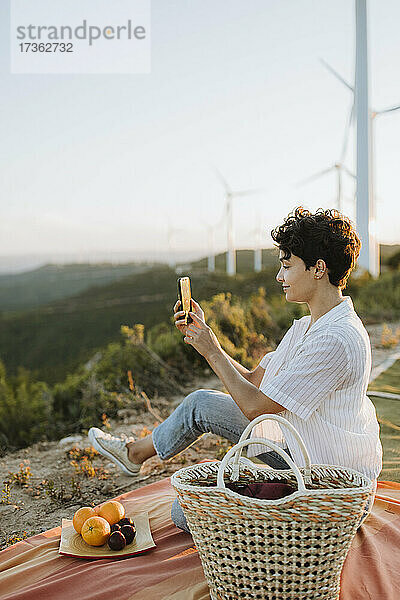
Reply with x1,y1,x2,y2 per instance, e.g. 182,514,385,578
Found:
276,250,316,303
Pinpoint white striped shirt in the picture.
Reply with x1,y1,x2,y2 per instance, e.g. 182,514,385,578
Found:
249,296,383,481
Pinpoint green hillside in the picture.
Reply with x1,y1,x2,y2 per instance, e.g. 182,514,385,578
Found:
0,244,399,386
0,263,154,313
380,244,400,263
0,245,396,314
0,259,282,384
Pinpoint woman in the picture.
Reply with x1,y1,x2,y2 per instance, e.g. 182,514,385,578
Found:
89,207,382,532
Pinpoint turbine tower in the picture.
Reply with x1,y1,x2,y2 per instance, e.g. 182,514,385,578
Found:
248,212,264,272
254,224,262,273
213,168,262,276
201,216,223,273
355,0,376,276
206,225,215,273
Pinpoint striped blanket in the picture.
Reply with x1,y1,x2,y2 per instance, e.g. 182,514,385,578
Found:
0,478,399,600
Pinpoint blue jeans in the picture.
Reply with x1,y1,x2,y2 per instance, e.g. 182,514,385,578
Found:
152,389,293,534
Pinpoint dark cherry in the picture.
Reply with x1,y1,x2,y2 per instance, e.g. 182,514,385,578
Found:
108,531,126,551
120,524,136,545
118,517,134,527
110,523,121,533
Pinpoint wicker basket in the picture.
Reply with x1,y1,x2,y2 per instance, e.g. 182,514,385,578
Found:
171,414,374,600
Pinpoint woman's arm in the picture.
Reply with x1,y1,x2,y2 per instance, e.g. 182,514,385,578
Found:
183,312,283,420
174,299,266,387
220,349,250,379
221,349,266,387
205,348,283,420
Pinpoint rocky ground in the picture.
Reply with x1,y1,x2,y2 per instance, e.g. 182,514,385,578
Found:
0,374,229,549
1,321,399,550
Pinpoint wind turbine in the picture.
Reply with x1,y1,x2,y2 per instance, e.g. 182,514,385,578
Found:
200,215,224,273
213,167,262,275
247,211,265,272
320,41,400,277
297,61,355,212
322,2,377,274
297,116,356,213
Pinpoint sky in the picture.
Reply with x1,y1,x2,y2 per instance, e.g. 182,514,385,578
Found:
1,0,400,269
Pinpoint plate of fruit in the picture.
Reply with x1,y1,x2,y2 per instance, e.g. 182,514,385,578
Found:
59,500,156,559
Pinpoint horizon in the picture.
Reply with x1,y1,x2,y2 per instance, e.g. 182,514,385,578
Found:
0,246,275,274
1,242,399,275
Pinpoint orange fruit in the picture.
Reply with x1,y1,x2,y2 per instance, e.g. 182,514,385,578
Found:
81,516,111,546
98,500,125,525
93,505,102,515
72,506,97,534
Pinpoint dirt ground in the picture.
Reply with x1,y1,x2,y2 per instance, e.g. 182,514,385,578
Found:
1,321,399,550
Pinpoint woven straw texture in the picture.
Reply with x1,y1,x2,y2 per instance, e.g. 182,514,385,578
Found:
171,416,374,600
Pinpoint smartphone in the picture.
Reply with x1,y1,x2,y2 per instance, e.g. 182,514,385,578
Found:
177,276,192,325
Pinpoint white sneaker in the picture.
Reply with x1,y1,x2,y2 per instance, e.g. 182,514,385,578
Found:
88,427,142,477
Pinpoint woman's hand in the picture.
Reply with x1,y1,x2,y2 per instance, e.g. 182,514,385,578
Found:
173,299,221,359
173,298,205,336
184,312,222,359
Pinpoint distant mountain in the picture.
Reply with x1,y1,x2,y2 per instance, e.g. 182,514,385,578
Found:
0,249,280,313
0,250,206,275
0,263,156,313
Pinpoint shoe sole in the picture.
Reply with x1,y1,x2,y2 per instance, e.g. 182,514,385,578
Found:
88,428,141,477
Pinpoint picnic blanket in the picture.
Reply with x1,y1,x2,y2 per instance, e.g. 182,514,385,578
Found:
0,478,399,600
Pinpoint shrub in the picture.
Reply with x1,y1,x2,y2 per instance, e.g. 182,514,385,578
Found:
52,370,119,434
146,322,202,380
202,289,281,369
0,362,53,451
94,333,183,396
386,250,400,270
351,271,400,323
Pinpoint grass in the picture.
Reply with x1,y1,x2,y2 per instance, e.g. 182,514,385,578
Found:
368,359,400,482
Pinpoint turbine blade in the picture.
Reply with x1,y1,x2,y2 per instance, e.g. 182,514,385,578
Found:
376,104,400,115
211,165,232,194
350,103,355,123
342,165,356,180
231,188,263,198
339,104,354,163
296,167,335,186
319,58,354,92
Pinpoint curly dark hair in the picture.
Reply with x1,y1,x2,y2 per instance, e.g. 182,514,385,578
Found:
271,207,361,289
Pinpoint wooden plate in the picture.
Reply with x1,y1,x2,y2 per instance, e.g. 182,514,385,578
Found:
59,512,156,559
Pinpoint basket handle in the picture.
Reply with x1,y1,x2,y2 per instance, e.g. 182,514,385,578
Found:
217,437,306,492
231,413,312,484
